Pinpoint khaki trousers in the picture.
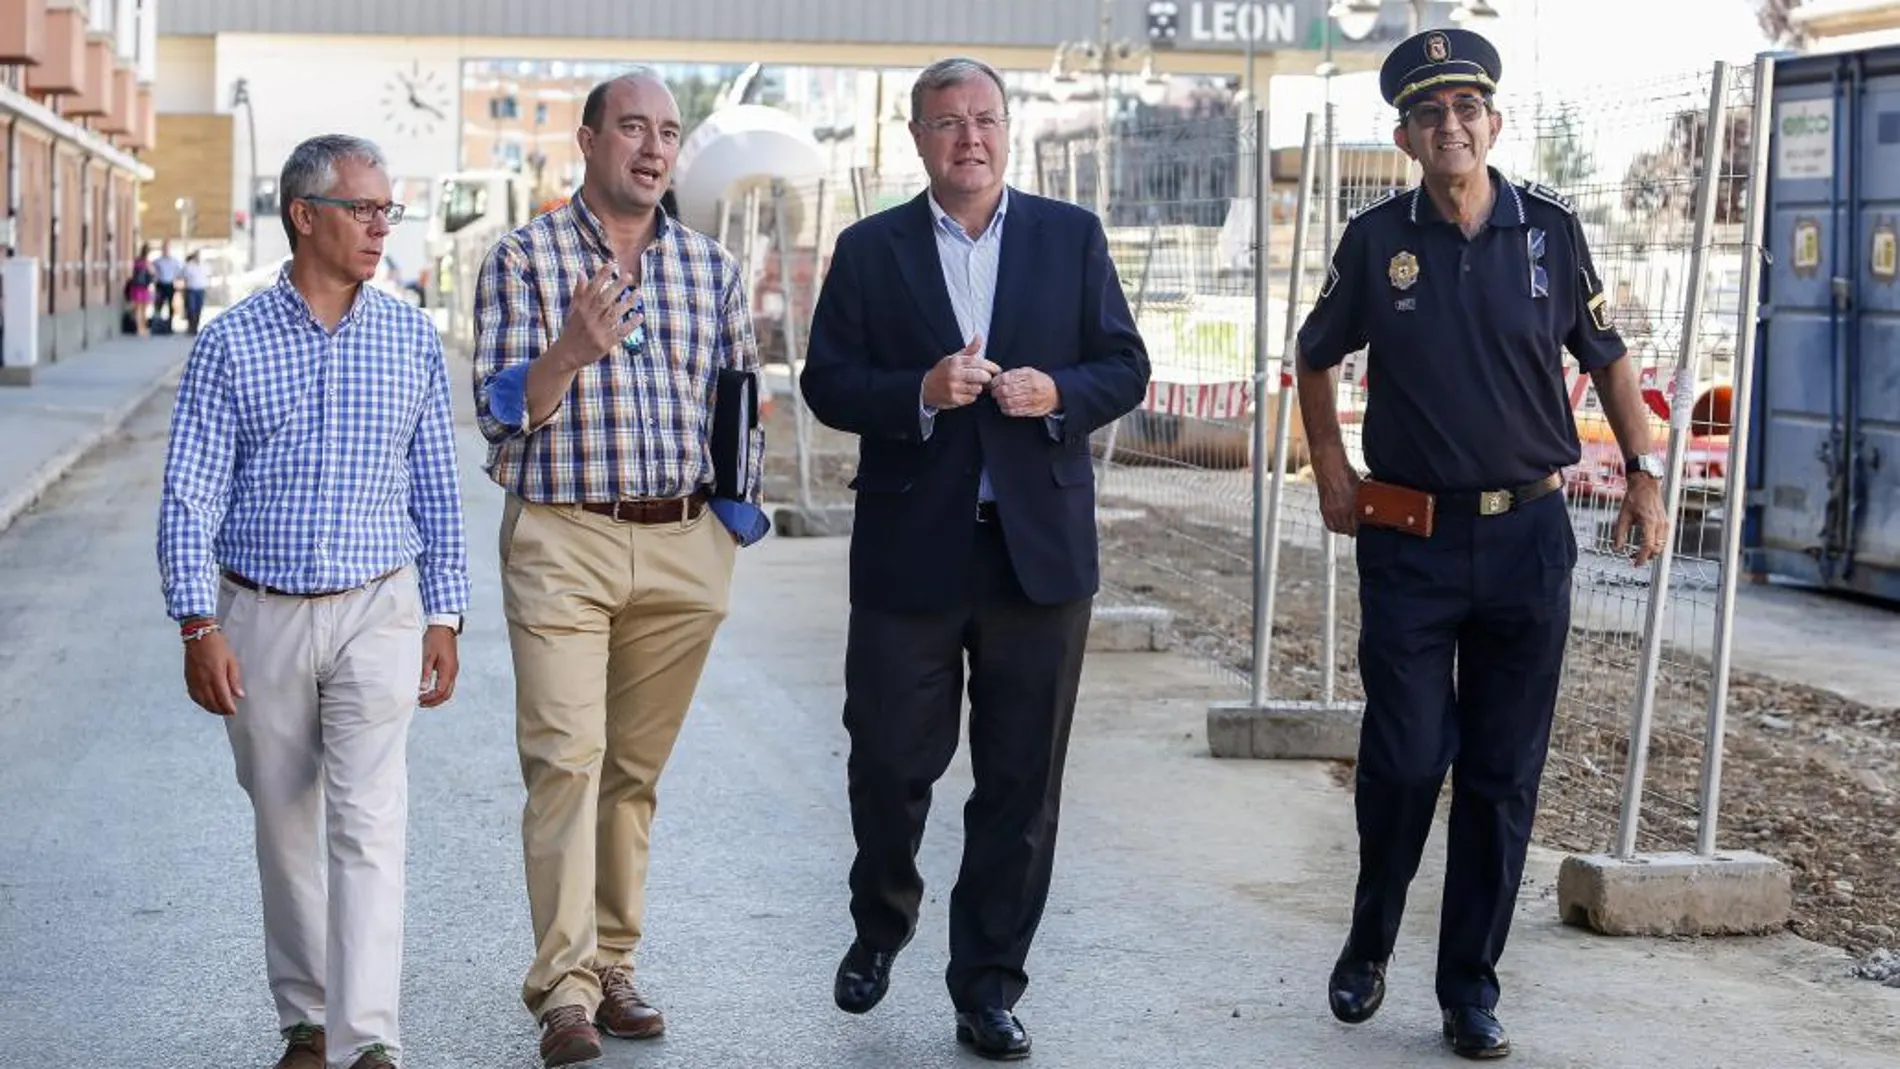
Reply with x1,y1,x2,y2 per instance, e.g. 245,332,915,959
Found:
499,496,735,1019
218,568,424,1068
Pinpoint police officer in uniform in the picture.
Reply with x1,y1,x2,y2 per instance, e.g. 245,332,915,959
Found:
1294,28,1669,1060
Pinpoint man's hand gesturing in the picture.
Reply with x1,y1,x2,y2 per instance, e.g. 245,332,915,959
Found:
922,335,1001,410
552,263,641,369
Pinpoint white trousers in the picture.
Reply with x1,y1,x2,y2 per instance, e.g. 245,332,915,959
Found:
218,567,423,1068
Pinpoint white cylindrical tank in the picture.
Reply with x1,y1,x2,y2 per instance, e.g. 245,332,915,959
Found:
672,104,828,240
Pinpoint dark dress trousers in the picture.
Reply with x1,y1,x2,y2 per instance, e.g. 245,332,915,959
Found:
800,188,1150,1012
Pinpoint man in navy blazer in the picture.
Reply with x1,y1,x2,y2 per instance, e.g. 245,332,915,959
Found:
800,55,1150,1061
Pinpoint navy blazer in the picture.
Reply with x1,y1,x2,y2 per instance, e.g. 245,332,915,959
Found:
800,188,1151,614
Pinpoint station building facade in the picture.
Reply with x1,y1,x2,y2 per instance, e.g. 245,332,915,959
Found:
150,0,1448,277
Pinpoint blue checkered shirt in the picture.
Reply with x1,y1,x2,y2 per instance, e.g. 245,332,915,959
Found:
471,191,765,534
157,268,471,621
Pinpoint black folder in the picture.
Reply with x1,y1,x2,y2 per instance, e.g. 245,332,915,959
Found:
710,367,758,500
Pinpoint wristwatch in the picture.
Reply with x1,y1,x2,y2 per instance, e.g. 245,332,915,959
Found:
1625,453,1665,481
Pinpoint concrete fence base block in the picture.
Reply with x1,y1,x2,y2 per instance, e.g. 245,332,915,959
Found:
1086,605,1173,652
771,504,855,538
1206,700,1363,760
1556,851,1793,937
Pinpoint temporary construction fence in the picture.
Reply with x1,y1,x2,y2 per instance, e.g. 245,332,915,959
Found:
1255,60,1772,863
750,56,1793,876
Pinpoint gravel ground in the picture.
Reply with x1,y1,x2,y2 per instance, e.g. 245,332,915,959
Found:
759,407,1900,971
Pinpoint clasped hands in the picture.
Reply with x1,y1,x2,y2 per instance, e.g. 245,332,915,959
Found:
922,335,1059,418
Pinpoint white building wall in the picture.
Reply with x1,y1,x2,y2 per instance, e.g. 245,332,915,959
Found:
208,34,466,274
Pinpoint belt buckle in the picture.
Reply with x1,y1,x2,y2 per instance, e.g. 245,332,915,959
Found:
1478,489,1512,516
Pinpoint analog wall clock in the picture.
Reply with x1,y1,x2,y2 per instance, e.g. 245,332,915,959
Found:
382,60,452,139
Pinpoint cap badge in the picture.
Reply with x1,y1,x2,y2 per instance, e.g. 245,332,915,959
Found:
1426,32,1450,62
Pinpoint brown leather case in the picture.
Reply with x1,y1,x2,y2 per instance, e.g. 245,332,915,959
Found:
1355,479,1436,538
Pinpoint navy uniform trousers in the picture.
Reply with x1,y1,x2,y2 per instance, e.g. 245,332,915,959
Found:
1346,488,1576,1010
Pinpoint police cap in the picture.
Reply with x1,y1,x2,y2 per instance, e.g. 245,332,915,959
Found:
1379,28,1502,111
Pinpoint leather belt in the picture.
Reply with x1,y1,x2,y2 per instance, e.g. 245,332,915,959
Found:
1435,472,1564,516
222,566,400,599
578,490,709,525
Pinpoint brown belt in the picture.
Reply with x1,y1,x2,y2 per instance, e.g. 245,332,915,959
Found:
221,566,400,599
578,490,709,525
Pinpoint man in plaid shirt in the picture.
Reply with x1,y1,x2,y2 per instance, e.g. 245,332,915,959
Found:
157,134,469,1069
470,68,765,1068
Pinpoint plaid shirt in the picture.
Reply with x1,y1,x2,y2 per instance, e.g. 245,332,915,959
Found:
157,268,470,621
472,191,763,508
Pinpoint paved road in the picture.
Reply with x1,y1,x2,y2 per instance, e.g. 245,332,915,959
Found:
2,388,1898,1068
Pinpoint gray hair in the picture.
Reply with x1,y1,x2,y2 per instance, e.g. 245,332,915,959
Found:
279,134,388,250
910,57,1009,123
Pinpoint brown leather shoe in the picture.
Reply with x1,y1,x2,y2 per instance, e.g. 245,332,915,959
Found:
344,1046,397,1069
274,1023,324,1069
592,964,665,1039
538,1005,603,1066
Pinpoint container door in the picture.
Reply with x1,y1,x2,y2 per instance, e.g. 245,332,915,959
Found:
1850,70,1900,596
1757,76,1848,587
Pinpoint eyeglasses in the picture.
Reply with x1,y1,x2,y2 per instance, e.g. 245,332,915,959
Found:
1405,97,1489,129
919,113,1008,136
301,196,406,225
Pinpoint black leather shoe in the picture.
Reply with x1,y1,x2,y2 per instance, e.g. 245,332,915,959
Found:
1327,956,1386,1024
955,1007,1032,1061
833,941,898,1014
1442,1005,1511,1059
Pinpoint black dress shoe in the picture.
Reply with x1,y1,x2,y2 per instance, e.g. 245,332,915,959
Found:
955,1007,1031,1061
833,941,898,1014
1442,1005,1511,1059
1327,956,1386,1024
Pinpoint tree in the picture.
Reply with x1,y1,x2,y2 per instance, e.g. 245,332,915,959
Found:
1757,0,1806,47
1536,111,1596,190
1621,106,1753,229
673,75,725,134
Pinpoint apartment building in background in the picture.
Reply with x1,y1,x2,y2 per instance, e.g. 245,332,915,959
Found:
0,0,158,380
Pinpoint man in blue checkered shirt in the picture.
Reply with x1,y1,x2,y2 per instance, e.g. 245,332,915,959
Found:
156,134,469,1069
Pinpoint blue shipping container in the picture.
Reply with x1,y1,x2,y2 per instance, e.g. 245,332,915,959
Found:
1750,46,1900,602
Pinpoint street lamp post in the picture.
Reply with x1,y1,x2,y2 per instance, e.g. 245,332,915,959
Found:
1328,0,1500,39
231,77,258,269
1050,0,1169,220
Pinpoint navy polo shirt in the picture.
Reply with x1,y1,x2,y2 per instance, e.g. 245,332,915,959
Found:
1296,168,1627,492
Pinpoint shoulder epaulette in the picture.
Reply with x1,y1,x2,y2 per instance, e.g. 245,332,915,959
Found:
1348,188,1405,221
1520,180,1575,215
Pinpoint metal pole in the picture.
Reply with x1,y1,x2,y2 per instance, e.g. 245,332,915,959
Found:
771,180,815,513
714,198,730,248
1067,140,1081,205
1697,55,1775,856
1096,0,1112,220
850,165,870,220
1097,207,1162,490
1252,108,1310,708
1319,97,1342,701
1615,62,1732,860
243,93,258,269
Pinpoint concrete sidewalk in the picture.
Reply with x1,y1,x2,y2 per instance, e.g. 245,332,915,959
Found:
0,389,1897,1067
0,331,193,536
